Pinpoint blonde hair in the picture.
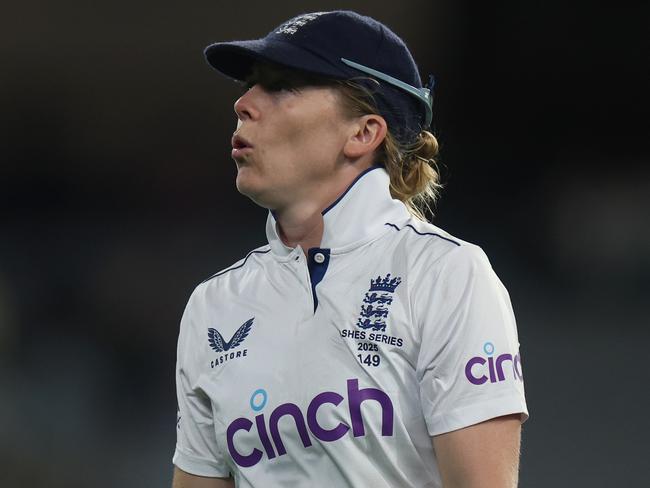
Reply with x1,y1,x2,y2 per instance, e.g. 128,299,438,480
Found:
334,79,442,222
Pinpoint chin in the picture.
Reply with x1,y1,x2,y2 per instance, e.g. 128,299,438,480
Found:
235,175,254,197
236,171,267,205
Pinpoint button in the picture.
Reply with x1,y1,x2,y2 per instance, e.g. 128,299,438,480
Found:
313,252,325,264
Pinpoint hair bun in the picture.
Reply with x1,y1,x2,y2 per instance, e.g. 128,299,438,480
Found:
334,80,442,221
384,129,441,220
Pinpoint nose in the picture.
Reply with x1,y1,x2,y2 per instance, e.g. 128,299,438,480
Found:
234,85,262,121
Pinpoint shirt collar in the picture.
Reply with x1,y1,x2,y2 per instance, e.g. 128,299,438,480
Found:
265,165,410,259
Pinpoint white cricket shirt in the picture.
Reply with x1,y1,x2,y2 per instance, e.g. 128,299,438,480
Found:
173,165,529,487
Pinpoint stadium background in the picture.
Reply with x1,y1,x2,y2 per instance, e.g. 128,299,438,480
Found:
1,1,647,486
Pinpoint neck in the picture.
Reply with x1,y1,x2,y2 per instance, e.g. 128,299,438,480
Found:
273,163,374,253
275,203,325,252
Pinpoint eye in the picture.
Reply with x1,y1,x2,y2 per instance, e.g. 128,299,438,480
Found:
262,80,298,93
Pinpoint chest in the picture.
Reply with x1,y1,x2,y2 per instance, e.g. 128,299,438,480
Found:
192,252,428,471
200,254,420,385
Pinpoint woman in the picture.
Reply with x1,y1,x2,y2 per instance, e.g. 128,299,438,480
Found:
173,10,529,488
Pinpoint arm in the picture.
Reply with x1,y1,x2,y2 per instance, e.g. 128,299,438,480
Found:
173,289,233,483
172,467,235,488
432,414,522,488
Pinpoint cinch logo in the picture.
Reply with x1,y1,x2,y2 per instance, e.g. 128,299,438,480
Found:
226,379,394,468
464,341,524,385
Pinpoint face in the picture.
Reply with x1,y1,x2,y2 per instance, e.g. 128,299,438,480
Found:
231,64,353,210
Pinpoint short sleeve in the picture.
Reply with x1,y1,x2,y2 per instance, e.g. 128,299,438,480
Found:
415,244,529,437
173,290,232,477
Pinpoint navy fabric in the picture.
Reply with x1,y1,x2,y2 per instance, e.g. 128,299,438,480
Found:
384,223,461,247
306,248,331,312
204,10,432,144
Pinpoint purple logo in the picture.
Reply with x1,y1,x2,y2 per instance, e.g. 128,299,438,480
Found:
226,379,394,468
465,341,523,385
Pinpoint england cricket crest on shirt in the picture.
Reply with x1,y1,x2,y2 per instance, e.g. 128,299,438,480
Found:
208,317,254,368
355,274,401,332
339,273,404,368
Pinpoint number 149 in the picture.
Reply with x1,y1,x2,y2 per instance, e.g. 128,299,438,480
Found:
358,354,380,367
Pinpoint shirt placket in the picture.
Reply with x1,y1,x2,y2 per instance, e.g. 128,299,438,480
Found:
287,247,315,314
286,246,331,315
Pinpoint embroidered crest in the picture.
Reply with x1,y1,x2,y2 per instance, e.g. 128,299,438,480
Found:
355,274,401,332
208,318,254,352
275,12,327,35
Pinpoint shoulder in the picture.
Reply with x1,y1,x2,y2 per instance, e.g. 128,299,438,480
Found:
385,219,463,249
192,244,272,296
385,218,491,274
177,244,271,346
397,223,510,313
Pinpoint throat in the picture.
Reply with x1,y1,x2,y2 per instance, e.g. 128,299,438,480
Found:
275,209,324,252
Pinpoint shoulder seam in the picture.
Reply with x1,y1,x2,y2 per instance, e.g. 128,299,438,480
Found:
385,222,461,247
200,248,271,284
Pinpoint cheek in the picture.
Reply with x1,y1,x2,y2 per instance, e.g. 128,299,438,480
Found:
284,116,343,159
296,129,344,172
261,93,347,171
256,125,308,173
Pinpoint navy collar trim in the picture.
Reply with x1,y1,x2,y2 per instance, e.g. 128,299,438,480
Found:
265,165,410,259
321,164,382,215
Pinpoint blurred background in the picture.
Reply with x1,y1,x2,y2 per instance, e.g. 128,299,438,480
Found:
1,0,647,486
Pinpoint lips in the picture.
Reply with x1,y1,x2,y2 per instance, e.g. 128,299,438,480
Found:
232,134,253,150
231,134,254,159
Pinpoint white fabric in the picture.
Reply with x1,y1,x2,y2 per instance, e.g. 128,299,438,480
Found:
173,166,529,487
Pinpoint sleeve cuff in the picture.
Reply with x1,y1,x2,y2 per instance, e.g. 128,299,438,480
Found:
172,447,232,478
425,394,529,437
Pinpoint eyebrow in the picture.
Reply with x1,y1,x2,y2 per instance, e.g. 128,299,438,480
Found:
242,64,282,87
245,63,330,88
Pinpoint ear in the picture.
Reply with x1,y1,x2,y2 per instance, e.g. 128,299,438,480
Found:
343,114,387,159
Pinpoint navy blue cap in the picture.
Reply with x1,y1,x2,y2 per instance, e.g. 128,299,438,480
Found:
204,11,434,145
